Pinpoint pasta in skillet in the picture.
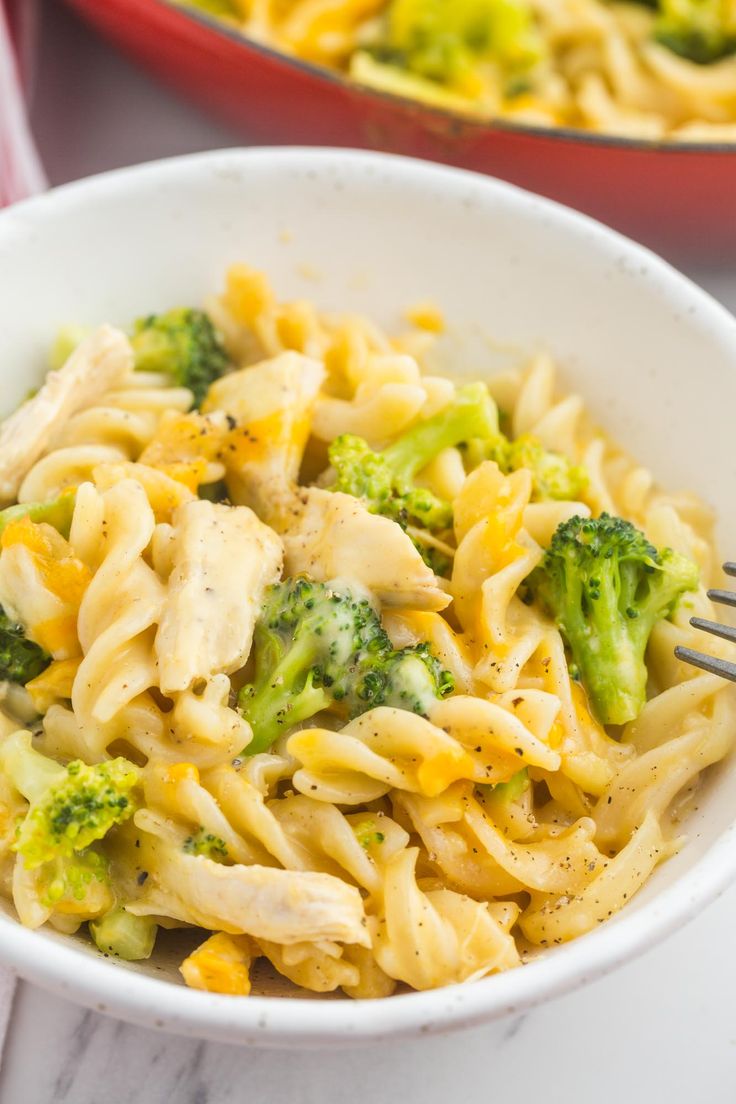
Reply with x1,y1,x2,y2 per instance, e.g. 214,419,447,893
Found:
0,264,731,998
176,0,736,141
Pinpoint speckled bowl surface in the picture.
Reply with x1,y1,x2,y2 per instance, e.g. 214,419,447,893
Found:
0,148,735,1046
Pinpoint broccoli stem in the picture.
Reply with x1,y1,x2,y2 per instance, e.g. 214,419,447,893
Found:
573,576,648,727
382,382,497,484
245,677,330,756
242,635,331,755
527,513,698,726
0,490,76,540
90,907,157,961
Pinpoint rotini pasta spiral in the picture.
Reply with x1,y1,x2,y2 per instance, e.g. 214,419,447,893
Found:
71,480,165,725
18,370,194,503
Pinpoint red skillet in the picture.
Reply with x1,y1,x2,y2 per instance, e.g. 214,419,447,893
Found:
66,0,736,261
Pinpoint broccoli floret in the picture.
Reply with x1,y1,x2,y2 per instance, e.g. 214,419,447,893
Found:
328,382,498,541
14,755,140,869
239,578,454,754
41,849,110,910
374,0,543,84
183,830,229,860
655,0,736,63
90,906,158,961
0,489,76,541
0,607,50,686
488,433,588,501
131,308,229,407
526,514,698,726
329,434,455,532
0,733,136,913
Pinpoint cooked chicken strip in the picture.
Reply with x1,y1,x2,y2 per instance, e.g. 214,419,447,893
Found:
0,325,134,505
155,499,283,694
283,488,450,611
129,844,370,946
203,351,325,527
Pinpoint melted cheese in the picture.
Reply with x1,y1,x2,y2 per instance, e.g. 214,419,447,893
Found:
180,933,253,996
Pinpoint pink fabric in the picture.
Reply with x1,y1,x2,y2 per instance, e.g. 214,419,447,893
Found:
0,0,46,205
0,0,34,1056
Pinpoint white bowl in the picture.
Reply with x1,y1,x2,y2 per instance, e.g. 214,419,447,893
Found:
0,148,735,1047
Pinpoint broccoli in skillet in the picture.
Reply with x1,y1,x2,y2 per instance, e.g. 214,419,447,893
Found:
372,0,544,84
655,0,736,63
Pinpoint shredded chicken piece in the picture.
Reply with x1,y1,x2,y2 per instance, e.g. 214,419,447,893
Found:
129,844,370,946
0,326,134,505
155,500,283,694
282,488,450,611
204,351,325,527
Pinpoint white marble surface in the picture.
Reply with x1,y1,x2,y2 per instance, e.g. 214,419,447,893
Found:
2,3,735,1100
2,878,736,1102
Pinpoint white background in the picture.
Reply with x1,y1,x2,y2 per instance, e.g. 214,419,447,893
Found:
3,3,736,1100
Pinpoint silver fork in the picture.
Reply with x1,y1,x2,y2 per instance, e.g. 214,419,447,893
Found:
675,562,736,681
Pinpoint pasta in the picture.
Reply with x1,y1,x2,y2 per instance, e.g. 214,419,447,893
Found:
0,262,732,1002
176,0,736,140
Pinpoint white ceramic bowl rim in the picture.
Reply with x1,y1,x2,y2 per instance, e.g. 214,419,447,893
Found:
1,148,736,1047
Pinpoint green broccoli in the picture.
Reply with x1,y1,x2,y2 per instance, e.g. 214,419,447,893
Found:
412,540,454,579
0,732,138,911
183,829,229,860
90,906,158,961
175,0,241,19
487,433,588,501
0,608,50,685
484,767,529,803
373,0,543,85
526,513,699,726
41,849,110,910
327,382,498,536
239,577,454,754
9,749,140,868
198,479,229,504
0,489,76,540
0,491,77,684
655,0,736,63
131,308,230,407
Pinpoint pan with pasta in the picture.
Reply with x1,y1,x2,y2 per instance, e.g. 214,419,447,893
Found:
173,0,736,141
62,1,736,259
0,263,731,999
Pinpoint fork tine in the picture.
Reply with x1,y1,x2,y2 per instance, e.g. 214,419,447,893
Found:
689,616,736,645
723,563,736,577
707,588,736,608
674,646,736,683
